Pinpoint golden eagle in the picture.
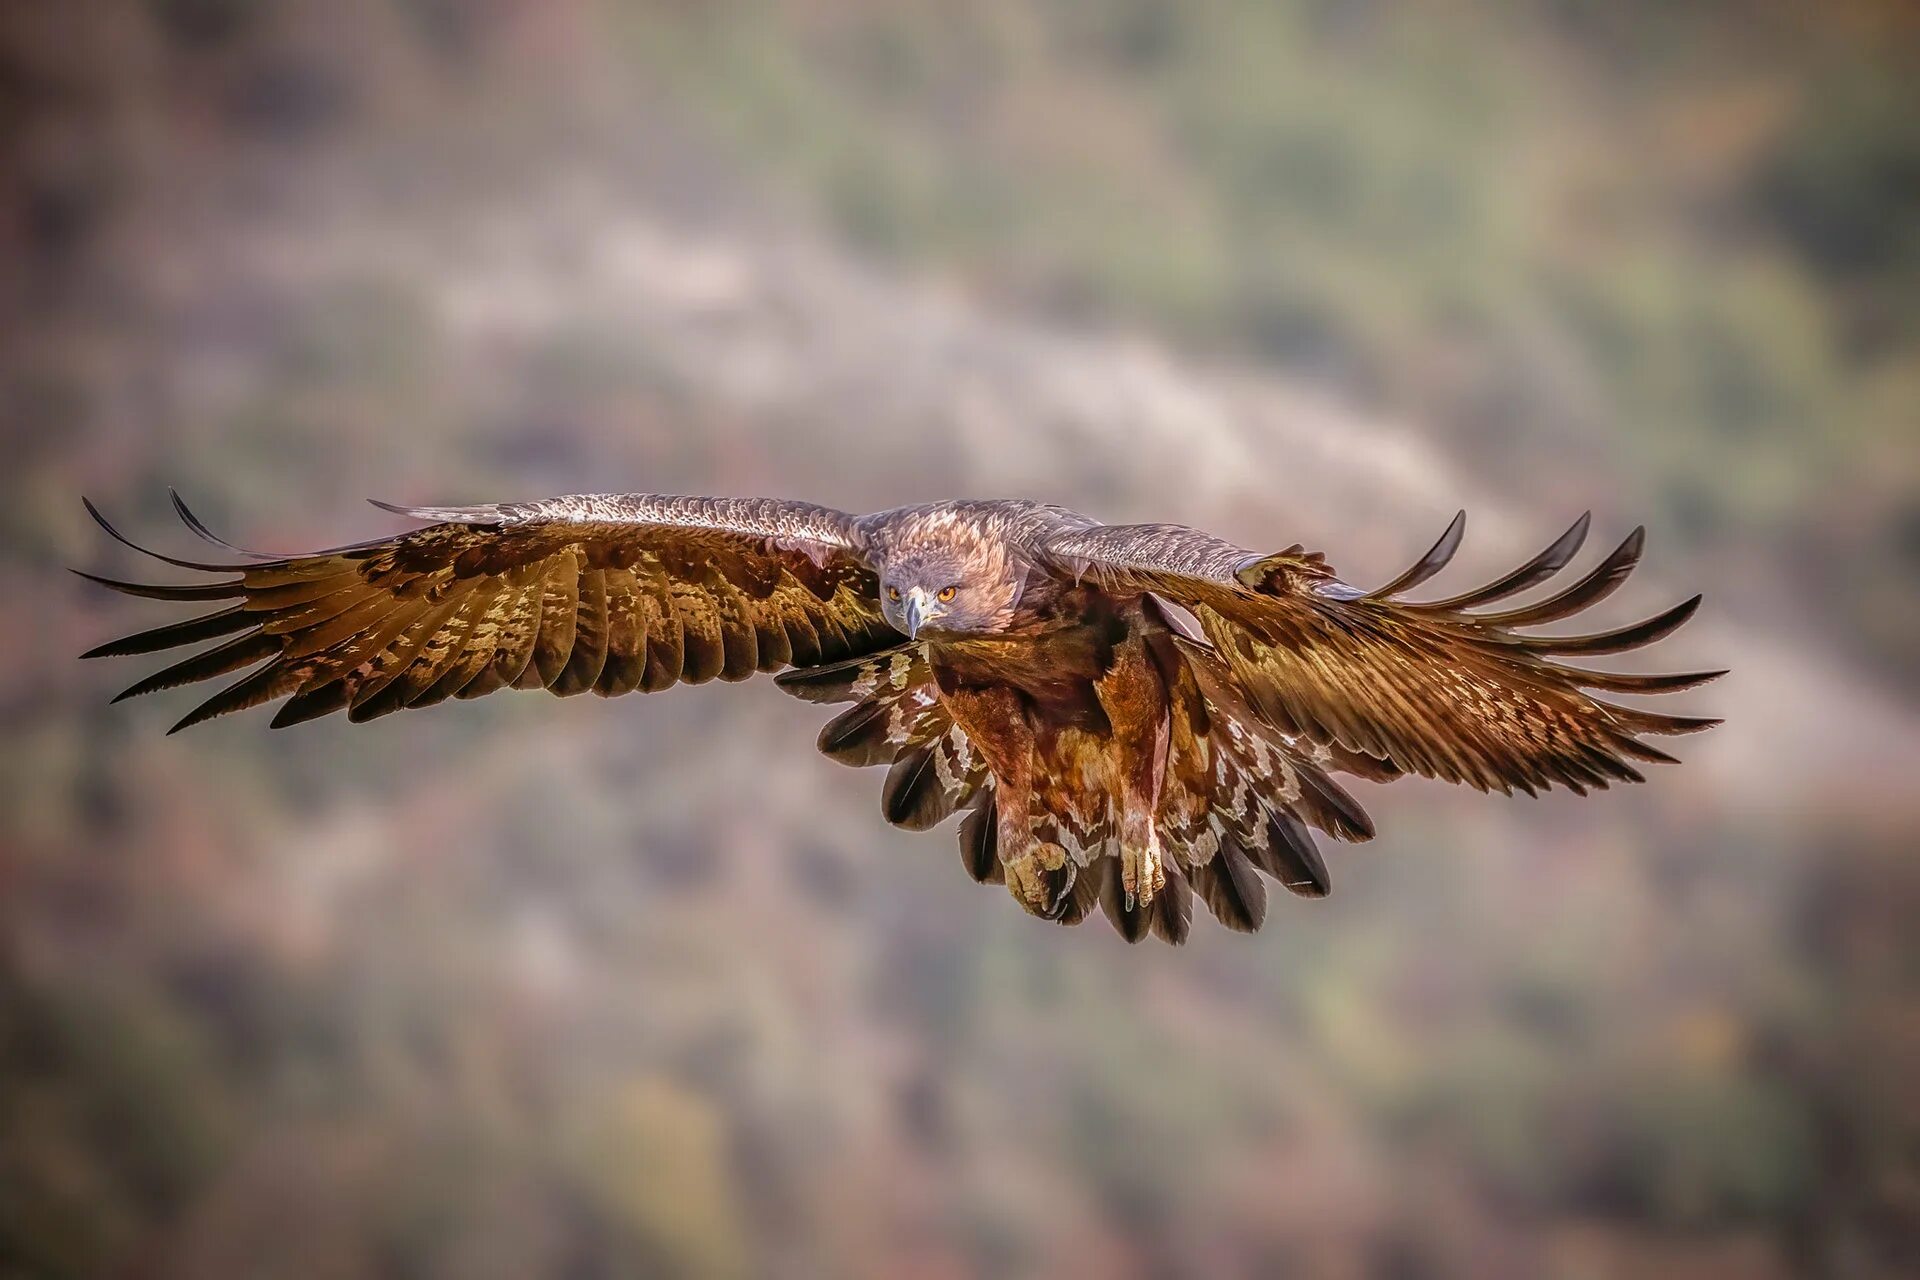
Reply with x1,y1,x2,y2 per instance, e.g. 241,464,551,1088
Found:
79,492,1721,943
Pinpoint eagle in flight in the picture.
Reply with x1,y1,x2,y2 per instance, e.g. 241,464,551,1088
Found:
80,492,1721,943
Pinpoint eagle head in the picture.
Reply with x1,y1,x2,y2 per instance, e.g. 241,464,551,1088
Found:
875,526,1025,640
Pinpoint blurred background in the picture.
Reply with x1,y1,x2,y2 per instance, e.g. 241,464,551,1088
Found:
4,2,1918,1276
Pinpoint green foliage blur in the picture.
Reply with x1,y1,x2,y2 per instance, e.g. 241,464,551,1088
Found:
3,2,1916,1277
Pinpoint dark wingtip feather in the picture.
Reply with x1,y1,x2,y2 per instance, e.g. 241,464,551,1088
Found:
270,682,351,728
83,496,255,572
71,567,247,602
169,489,276,560
81,605,253,659
1557,665,1728,695
1620,712,1723,735
1609,734,1681,765
107,632,279,704
1365,509,1466,600
1418,511,1593,612
1528,593,1704,657
1480,526,1647,629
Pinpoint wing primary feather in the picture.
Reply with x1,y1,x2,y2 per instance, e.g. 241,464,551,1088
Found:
1606,732,1681,765
167,662,298,733
277,594,393,660
271,681,352,728
1414,512,1591,611
244,570,365,612
111,632,281,702
258,583,378,638
417,582,509,704
82,497,256,572
1363,510,1466,599
168,490,278,559
82,605,253,659
1594,701,1723,735
302,594,436,693
1553,665,1727,694
70,569,246,601
1524,594,1702,656
1477,527,1644,627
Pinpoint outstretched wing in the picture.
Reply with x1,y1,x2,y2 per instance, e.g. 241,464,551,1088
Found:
79,492,897,731
1038,513,1722,796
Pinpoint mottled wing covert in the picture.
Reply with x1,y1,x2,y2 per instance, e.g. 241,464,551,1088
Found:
79,493,897,730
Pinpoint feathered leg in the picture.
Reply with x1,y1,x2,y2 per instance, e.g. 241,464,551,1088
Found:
1094,629,1169,908
944,684,1067,918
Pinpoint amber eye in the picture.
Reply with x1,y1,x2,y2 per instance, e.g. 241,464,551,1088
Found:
937,585,957,603
887,585,901,602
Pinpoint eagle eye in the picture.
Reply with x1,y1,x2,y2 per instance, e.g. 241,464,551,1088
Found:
937,585,957,603
887,585,901,602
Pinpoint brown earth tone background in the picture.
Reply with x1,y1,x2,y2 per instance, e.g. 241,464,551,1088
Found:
4,3,1918,1277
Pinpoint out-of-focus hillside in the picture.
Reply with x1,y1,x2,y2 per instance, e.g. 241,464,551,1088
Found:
4,3,1918,1278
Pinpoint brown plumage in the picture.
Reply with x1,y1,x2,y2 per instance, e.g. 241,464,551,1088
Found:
79,491,1723,943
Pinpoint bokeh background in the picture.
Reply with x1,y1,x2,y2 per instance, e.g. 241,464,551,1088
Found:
5,2,1918,1277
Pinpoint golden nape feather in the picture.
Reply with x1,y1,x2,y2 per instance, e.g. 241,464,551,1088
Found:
80,491,1721,943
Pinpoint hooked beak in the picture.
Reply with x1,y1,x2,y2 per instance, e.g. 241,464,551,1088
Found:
902,587,932,639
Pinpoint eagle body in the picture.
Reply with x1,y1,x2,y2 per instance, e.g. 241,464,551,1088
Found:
79,491,1723,943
